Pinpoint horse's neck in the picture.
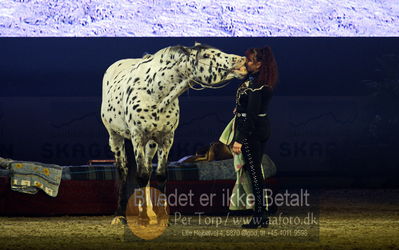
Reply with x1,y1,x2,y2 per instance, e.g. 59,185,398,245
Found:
129,54,191,111
156,77,190,113
151,59,191,101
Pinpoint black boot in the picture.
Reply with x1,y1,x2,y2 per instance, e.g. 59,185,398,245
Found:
241,212,269,229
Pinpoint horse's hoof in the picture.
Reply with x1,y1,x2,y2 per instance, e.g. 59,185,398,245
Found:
157,219,170,227
137,217,150,226
111,216,127,225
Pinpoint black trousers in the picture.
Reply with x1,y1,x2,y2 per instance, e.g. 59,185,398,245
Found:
241,136,267,215
235,115,271,214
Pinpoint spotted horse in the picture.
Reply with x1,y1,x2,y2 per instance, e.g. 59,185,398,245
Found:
101,43,247,225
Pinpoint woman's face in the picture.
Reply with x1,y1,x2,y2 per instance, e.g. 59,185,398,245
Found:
246,53,262,73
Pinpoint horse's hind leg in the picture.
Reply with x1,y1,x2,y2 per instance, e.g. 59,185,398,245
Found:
107,130,128,225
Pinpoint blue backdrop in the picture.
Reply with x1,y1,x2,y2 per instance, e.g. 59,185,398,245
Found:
0,38,398,178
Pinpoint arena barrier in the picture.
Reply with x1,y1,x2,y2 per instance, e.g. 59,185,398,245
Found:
0,159,278,216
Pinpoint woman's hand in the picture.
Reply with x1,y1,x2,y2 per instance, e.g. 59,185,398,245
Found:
233,107,236,114
232,141,242,154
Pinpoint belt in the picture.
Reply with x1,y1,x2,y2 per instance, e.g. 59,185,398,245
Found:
236,113,267,117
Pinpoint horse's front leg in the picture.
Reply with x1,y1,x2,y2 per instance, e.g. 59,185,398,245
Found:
131,135,152,226
152,132,174,225
155,132,174,193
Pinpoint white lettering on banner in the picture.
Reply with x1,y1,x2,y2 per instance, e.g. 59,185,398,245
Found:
279,141,337,157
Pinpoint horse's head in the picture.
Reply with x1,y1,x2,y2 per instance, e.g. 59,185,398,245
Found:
183,43,247,85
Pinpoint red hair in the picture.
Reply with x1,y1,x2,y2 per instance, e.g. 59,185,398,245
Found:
245,46,279,88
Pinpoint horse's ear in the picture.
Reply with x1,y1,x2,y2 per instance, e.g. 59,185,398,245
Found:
194,42,201,47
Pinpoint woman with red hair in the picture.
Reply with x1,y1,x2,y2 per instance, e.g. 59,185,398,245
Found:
232,46,278,228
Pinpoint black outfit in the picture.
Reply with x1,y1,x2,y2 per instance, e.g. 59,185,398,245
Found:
234,72,273,228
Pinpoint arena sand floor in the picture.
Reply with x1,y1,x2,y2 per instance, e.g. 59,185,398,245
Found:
0,189,398,250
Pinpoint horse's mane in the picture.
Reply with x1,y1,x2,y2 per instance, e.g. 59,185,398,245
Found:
142,53,153,59
153,44,218,59
168,45,190,55
190,43,216,51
